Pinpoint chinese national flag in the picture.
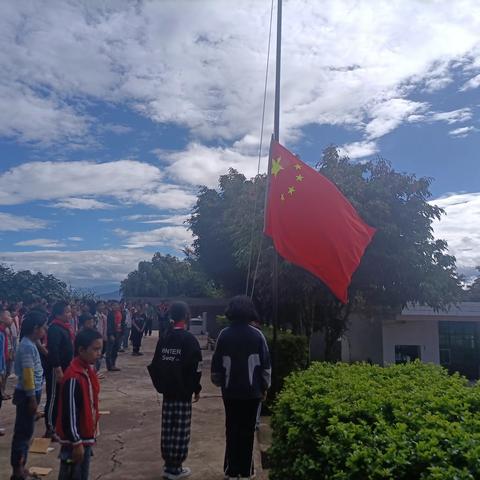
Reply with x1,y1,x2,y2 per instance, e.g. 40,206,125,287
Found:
264,140,376,303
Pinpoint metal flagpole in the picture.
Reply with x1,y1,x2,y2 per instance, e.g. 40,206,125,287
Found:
272,0,282,393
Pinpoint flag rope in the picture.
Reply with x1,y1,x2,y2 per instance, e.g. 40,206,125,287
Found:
245,0,275,297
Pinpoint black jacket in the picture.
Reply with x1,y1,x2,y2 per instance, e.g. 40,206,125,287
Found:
47,323,74,371
106,310,125,337
148,328,202,401
211,322,271,399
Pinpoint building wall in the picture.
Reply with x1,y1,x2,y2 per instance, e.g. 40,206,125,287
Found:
382,319,440,365
342,315,383,365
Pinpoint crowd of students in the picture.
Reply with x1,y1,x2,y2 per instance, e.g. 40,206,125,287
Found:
0,295,270,480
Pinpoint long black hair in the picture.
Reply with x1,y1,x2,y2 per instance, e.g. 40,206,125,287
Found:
20,310,48,340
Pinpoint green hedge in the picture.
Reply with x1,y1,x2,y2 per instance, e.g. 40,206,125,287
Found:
262,327,309,399
270,362,480,480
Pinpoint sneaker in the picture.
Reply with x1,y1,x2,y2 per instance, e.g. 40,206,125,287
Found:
0,427,6,436
163,467,191,480
108,367,121,372
118,348,125,353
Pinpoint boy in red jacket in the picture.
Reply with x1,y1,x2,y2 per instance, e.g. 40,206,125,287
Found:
56,328,103,480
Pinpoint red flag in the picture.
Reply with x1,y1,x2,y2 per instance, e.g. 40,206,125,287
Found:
264,140,376,303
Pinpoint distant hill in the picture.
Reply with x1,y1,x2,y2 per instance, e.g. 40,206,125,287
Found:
73,284,122,300
97,290,122,300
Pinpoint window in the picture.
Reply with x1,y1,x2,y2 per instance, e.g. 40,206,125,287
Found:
395,345,421,364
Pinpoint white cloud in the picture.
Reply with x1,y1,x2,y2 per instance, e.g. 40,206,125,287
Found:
430,108,473,124
52,198,115,210
339,141,378,159
432,192,480,280
0,159,194,211
365,99,427,140
68,236,83,242
1,1,480,149
143,215,189,226
460,73,480,91
0,160,161,205
160,143,266,188
0,248,152,287
0,212,47,232
97,123,133,135
15,238,66,248
115,225,193,250
0,84,90,145
122,214,189,225
449,126,478,138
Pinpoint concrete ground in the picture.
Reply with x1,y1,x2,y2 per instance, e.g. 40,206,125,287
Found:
0,335,267,480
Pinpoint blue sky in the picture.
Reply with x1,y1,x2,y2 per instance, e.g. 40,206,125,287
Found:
0,0,479,290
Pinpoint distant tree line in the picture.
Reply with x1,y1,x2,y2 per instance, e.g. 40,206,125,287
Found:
0,264,70,304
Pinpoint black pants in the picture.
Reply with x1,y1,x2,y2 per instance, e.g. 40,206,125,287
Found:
106,334,121,370
144,319,153,336
223,398,260,478
11,390,41,468
131,328,143,353
45,367,60,433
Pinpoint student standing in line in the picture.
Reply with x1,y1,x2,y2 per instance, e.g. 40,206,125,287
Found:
211,296,271,480
131,307,146,356
0,308,13,436
10,310,47,480
148,301,202,480
56,328,103,480
94,302,107,372
105,303,123,372
44,301,74,439
120,304,132,352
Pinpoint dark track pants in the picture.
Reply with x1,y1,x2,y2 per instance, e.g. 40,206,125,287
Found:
223,398,260,478
45,367,60,433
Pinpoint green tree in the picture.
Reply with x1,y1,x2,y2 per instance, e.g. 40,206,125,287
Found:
465,267,480,301
0,264,69,303
120,253,217,298
188,148,462,358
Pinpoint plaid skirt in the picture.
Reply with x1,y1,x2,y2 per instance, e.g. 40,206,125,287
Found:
161,398,192,474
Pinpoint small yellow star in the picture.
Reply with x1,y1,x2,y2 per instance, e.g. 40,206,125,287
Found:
294,164,302,171
280,193,285,201
288,186,296,196
271,157,284,178
296,174,304,182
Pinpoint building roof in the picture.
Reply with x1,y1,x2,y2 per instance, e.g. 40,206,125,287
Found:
401,302,480,318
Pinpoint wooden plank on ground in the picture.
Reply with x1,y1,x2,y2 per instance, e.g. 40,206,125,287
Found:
30,437,51,454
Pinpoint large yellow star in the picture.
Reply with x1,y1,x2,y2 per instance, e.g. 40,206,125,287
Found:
271,157,284,178
296,174,304,182
288,186,296,196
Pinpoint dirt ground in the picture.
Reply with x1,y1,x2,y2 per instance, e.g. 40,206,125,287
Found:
0,335,267,480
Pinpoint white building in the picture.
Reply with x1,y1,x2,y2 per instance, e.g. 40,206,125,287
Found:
329,302,480,379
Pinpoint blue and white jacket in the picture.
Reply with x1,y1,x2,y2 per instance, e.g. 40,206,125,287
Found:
211,322,271,399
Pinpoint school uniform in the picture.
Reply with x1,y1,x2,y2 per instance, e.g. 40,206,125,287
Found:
56,356,100,480
130,314,145,354
211,322,271,479
45,320,74,435
10,337,44,470
148,325,202,478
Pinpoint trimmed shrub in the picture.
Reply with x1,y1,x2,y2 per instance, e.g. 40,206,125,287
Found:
263,327,309,399
270,361,480,480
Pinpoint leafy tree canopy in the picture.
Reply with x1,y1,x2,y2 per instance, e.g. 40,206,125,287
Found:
464,267,480,301
120,253,218,298
0,264,70,304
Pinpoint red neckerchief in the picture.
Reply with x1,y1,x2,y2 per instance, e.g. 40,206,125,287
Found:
173,321,186,330
51,318,75,343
